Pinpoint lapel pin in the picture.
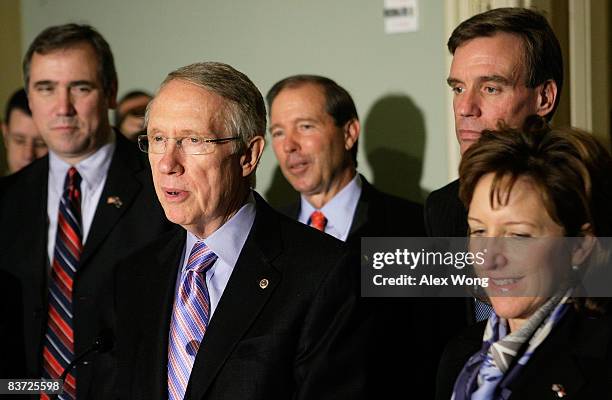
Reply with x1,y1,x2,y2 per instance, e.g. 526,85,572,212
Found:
259,278,269,289
551,384,567,398
107,196,123,209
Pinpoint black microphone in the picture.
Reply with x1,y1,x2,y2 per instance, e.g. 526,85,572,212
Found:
51,332,114,399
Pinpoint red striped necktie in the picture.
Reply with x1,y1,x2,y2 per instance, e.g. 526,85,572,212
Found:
42,167,82,400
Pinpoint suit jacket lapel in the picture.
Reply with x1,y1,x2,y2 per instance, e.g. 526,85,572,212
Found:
135,227,185,400
348,174,373,238
504,309,611,399
186,195,282,399
81,134,145,265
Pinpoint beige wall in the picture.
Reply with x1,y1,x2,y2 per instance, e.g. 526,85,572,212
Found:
0,0,23,173
21,0,450,204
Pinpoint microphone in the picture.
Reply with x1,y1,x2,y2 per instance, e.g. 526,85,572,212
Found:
51,332,114,399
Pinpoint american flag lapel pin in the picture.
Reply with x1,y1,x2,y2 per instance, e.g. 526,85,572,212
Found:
107,196,123,209
551,383,567,398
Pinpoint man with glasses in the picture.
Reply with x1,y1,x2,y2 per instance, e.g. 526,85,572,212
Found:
0,24,170,399
2,88,47,174
114,62,367,399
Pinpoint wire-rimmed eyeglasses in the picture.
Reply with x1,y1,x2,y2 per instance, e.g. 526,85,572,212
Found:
137,134,241,155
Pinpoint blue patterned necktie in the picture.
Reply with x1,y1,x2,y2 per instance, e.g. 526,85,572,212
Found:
42,167,82,400
474,299,493,322
168,241,217,400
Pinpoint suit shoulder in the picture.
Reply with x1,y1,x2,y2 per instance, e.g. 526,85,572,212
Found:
275,209,345,255
275,200,300,219
0,158,47,207
426,179,460,208
116,226,182,272
376,190,423,215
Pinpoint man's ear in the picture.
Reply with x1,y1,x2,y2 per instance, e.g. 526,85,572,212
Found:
571,223,597,267
240,135,266,178
343,118,360,151
1,122,8,139
535,79,558,118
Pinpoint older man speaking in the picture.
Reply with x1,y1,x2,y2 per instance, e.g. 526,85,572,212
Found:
113,62,367,400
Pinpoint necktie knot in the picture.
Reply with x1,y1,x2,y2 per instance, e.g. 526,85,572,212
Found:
309,210,327,232
186,241,217,273
65,167,82,204
65,166,82,190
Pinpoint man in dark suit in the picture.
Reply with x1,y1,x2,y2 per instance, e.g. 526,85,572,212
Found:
0,24,171,399
266,75,424,243
267,75,437,397
423,9,566,380
114,62,366,399
425,8,563,238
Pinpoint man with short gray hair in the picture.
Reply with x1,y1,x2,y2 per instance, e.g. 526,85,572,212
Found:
114,62,367,399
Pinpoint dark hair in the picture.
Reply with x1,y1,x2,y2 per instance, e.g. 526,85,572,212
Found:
459,116,612,237
115,90,152,126
23,23,117,97
448,7,563,121
459,116,612,313
4,88,31,124
266,75,359,166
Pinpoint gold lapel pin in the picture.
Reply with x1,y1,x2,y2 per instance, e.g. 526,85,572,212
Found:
107,196,123,209
259,278,269,289
551,384,567,398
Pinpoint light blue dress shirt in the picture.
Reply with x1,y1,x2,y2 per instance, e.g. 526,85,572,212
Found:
176,192,256,319
298,174,362,242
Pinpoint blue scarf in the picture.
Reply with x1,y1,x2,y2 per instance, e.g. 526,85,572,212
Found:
451,290,571,400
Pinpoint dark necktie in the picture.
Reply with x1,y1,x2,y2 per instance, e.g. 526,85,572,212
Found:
474,298,493,322
42,167,82,400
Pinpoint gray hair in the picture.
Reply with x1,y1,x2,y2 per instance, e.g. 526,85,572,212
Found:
145,61,266,154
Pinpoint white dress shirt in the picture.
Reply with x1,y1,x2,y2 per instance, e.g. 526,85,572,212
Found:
47,140,116,264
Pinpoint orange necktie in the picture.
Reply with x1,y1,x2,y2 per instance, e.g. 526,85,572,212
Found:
309,210,327,231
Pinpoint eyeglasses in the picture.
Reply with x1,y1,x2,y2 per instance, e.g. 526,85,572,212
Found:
137,134,241,155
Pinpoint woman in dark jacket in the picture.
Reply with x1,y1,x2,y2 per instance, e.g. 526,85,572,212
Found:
437,117,612,400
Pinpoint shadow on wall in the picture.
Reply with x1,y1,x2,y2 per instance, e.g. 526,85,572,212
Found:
265,165,297,208
363,94,427,204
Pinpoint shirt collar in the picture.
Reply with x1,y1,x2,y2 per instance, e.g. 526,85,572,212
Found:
184,191,256,269
48,136,116,192
300,173,362,234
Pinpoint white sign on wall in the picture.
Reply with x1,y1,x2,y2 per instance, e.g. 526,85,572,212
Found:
384,0,419,34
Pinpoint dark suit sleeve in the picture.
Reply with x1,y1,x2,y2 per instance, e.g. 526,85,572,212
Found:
435,322,484,400
293,251,369,399
0,270,26,378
